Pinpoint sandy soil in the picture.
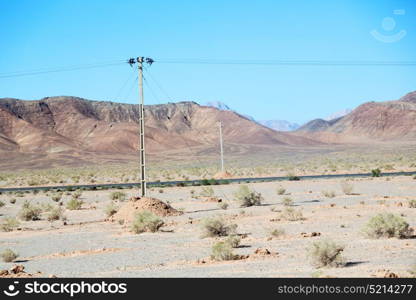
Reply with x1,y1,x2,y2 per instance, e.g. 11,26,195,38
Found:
0,176,415,277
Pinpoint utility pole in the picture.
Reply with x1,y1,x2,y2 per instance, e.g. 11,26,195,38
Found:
218,121,224,173
128,57,154,197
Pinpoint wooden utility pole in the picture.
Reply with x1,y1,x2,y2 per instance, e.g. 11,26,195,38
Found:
218,121,224,173
128,57,154,197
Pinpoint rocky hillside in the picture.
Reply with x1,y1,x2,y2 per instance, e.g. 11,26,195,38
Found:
296,91,416,142
0,96,319,155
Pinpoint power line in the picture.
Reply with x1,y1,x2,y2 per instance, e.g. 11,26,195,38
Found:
0,60,125,79
154,58,416,66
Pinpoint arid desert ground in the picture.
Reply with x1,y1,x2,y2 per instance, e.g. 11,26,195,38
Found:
1,172,415,278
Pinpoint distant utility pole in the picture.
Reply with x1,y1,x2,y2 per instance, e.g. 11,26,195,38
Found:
128,57,154,197
218,121,224,173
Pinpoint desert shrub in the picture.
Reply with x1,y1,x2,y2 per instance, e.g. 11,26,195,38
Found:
51,193,62,202
363,213,413,239
105,202,119,217
218,202,229,210
408,200,416,208
281,197,293,206
322,190,336,198
47,207,64,221
9,198,16,204
72,190,82,199
279,207,304,221
225,235,241,248
0,200,4,208
201,216,237,238
276,187,286,195
200,186,214,197
371,168,381,177
210,241,236,261
18,201,42,221
1,249,19,262
131,211,164,234
66,198,83,210
340,181,354,195
270,228,285,237
234,185,263,207
308,239,345,268
0,217,20,232
158,189,164,193
110,191,126,201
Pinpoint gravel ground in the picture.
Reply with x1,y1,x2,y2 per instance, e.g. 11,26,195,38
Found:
0,176,415,277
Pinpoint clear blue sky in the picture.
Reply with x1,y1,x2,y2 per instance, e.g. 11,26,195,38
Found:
0,0,415,124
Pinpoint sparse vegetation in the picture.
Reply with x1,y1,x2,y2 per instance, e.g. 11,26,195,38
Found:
408,200,416,208
51,193,62,202
322,190,336,198
276,187,286,195
308,239,345,268
0,200,4,208
200,186,214,197
1,249,19,263
105,202,119,217
110,191,126,201
218,202,229,210
363,213,413,239
47,207,64,221
281,197,293,206
201,216,237,238
234,185,263,207
340,181,354,195
371,168,381,177
66,198,83,210
279,207,304,221
9,198,16,204
0,217,20,232
131,211,164,234
225,235,241,248
270,228,285,238
18,201,42,221
210,241,236,261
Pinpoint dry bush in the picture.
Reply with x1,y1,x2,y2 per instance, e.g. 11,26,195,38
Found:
308,239,345,268
281,197,293,206
270,228,285,238
276,187,286,195
0,217,20,232
225,235,241,248
340,181,354,195
131,210,164,234
0,200,4,208
279,207,304,221
201,216,237,238
363,213,413,239
51,193,62,202
234,185,262,207
105,202,119,217
18,201,42,221
210,241,237,261
218,202,229,210
408,200,416,208
200,186,214,197
322,190,336,198
110,191,126,201
47,207,64,221
1,249,19,263
66,198,83,210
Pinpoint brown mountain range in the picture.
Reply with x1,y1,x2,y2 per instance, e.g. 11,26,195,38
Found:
295,91,416,143
0,96,318,156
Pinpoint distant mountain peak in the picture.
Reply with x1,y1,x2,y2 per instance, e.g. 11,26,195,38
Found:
324,109,352,121
205,101,231,111
258,120,300,132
